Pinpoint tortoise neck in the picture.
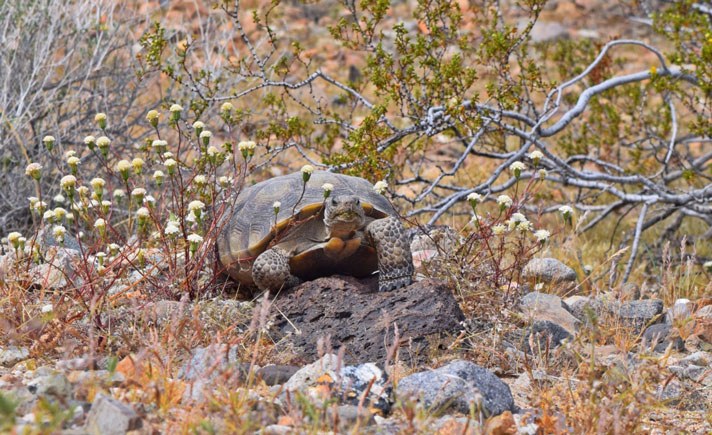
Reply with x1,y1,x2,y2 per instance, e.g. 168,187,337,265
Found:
325,219,361,239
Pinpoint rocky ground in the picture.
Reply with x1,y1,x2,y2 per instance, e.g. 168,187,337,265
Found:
2,0,712,433
2,223,712,433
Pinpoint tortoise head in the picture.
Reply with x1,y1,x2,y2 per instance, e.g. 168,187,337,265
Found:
324,195,366,234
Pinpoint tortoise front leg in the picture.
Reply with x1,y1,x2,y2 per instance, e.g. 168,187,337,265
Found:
252,247,302,292
366,216,414,292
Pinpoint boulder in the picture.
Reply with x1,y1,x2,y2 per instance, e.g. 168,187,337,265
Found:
518,292,579,335
522,320,572,354
641,323,684,353
665,299,694,325
257,365,300,386
0,345,29,367
521,258,577,292
396,360,515,417
281,354,390,413
178,344,251,401
615,299,664,333
272,276,465,364
84,392,142,435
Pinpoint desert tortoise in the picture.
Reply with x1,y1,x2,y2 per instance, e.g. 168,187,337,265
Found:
217,170,414,293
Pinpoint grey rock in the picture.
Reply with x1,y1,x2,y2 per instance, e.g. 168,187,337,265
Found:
665,299,694,325
564,295,593,321
396,360,515,417
519,292,580,335
273,276,465,364
30,247,82,289
0,346,29,367
566,295,664,334
257,365,299,386
616,299,664,333
26,373,70,399
282,354,390,412
521,258,577,286
618,282,641,300
408,225,458,252
526,20,569,42
336,404,374,428
84,392,142,435
680,351,710,367
656,379,685,404
523,320,572,353
37,227,81,253
263,425,292,435
642,323,683,353
67,370,125,386
179,344,252,401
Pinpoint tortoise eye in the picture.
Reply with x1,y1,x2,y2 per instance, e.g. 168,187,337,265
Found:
331,198,337,206
355,199,360,205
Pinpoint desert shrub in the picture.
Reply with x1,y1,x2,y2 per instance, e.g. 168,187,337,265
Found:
0,0,165,234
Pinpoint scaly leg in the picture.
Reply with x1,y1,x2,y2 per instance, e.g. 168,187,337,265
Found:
366,216,414,292
252,247,302,292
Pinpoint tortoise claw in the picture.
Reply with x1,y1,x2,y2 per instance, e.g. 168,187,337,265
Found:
378,276,412,292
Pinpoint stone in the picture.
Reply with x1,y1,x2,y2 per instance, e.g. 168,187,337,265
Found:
335,404,374,428
179,344,252,401
522,320,572,354
36,227,81,253
67,370,126,386
521,258,577,287
564,295,599,323
281,354,390,412
408,225,458,250
617,282,641,300
656,379,685,404
615,299,664,333
257,365,299,386
272,276,465,364
396,360,515,417
665,299,694,325
29,247,82,289
694,305,712,344
518,292,580,335
0,346,29,367
680,351,710,367
641,323,684,353
84,392,142,435
26,373,70,399
483,410,517,435
433,415,481,434
263,425,292,435
525,20,569,42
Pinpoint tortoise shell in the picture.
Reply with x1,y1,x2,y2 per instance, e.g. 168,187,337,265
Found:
217,170,396,286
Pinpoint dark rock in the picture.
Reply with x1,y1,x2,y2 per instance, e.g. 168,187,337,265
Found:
519,292,579,335
523,320,572,354
565,296,663,334
642,323,684,353
616,299,664,333
84,392,142,435
395,360,515,417
272,276,465,364
521,258,577,286
257,365,299,386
